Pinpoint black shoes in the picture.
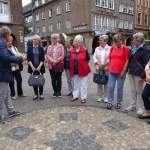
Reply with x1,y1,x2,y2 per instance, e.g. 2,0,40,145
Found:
8,111,23,118
107,103,113,110
52,92,62,98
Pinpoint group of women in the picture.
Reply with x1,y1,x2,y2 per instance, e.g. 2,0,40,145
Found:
11,32,150,119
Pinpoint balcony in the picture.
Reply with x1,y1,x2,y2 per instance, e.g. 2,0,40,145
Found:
0,14,11,24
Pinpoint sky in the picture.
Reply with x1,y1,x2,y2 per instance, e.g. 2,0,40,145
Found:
22,0,31,6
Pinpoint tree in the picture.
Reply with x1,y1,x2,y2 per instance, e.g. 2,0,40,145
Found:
24,20,32,35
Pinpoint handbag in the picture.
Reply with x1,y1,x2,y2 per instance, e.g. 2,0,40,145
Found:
93,71,108,85
28,72,45,86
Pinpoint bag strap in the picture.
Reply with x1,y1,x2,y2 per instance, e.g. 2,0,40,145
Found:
135,57,144,71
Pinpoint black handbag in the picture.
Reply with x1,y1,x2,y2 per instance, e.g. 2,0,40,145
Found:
93,71,108,85
28,73,45,86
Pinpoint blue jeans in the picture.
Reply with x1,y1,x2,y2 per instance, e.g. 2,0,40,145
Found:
107,73,126,104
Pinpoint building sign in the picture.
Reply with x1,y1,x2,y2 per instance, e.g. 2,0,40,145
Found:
73,24,88,31
118,28,133,33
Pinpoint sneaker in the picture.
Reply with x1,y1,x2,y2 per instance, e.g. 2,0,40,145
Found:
107,103,113,110
52,93,57,98
115,103,122,109
39,95,44,100
104,97,108,103
81,99,87,104
18,95,27,98
11,96,16,100
8,111,22,118
96,98,103,102
57,93,62,98
33,95,38,100
125,106,135,112
136,109,144,115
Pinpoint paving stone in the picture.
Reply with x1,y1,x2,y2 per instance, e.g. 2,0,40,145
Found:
103,119,129,132
5,126,35,141
43,129,102,150
59,113,78,122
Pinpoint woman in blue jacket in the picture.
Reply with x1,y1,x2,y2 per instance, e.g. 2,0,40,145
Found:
27,35,45,100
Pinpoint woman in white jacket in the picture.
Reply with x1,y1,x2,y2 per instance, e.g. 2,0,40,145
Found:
93,35,111,102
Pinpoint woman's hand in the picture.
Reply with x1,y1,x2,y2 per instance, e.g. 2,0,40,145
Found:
120,70,125,78
31,66,36,72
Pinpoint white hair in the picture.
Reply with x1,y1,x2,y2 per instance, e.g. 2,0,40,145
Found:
74,34,84,43
99,35,109,42
133,32,144,42
0,26,11,38
51,33,60,39
32,34,41,40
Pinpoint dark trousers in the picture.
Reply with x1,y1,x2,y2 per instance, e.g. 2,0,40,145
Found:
49,69,62,94
9,70,23,97
32,72,44,96
142,83,150,111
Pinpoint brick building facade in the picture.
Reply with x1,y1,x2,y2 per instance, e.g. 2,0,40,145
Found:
32,0,135,51
135,0,150,39
0,0,24,50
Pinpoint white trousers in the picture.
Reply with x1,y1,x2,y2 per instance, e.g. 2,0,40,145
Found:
72,75,88,100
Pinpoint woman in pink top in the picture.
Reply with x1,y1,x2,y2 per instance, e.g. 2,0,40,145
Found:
107,34,130,110
47,34,64,98
93,35,111,103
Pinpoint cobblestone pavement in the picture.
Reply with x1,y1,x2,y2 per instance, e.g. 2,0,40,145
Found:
0,107,150,150
0,64,150,150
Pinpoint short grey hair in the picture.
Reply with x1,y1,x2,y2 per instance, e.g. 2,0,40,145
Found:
74,34,84,43
133,32,144,42
0,26,11,39
100,35,109,42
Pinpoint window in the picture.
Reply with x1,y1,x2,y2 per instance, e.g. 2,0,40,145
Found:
0,1,9,14
48,9,52,17
65,2,71,12
93,14,117,31
66,20,71,29
35,0,39,7
118,20,133,30
96,0,114,9
35,14,40,21
41,0,45,4
56,6,61,15
119,4,133,15
42,26,46,33
137,13,141,24
49,24,53,32
36,27,40,34
144,15,148,26
42,12,46,19
57,21,61,30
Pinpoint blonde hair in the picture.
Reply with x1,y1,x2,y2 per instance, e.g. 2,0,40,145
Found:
32,34,41,40
74,34,84,43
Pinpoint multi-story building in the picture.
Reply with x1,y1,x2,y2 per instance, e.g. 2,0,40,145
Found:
0,0,24,49
23,2,33,34
32,0,135,51
135,0,150,39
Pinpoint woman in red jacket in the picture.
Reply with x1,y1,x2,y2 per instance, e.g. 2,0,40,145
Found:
70,35,91,103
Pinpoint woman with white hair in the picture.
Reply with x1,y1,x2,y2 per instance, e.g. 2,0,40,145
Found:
70,35,91,103
47,34,64,98
93,35,111,103
27,35,45,100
